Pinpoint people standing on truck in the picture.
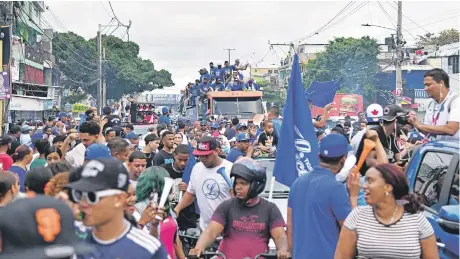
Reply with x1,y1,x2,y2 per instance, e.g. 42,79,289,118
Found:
335,163,439,259
225,77,245,91
223,61,233,81
159,107,171,126
408,68,459,140
287,133,360,259
233,58,249,71
189,158,290,259
245,79,260,91
174,137,233,231
211,78,225,91
200,77,212,97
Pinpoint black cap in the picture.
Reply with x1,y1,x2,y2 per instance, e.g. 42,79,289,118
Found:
382,104,405,121
9,125,21,134
0,195,94,259
0,135,12,146
66,158,129,192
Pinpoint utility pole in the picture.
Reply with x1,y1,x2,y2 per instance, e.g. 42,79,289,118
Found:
102,47,106,109
395,1,403,103
97,24,102,113
0,1,14,134
223,48,235,62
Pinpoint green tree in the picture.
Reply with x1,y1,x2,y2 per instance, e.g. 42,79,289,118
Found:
303,36,380,100
416,28,459,47
53,32,174,101
258,80,285,107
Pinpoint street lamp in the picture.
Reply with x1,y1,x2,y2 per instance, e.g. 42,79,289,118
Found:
361,23,396,32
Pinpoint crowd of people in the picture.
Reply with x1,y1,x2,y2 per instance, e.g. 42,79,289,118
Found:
0,67,457,259
184,59,260,107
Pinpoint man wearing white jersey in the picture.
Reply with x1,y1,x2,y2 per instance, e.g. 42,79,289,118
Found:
409,68,459,140
174,136,233,231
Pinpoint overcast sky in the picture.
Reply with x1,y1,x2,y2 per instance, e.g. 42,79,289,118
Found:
44,1,460,89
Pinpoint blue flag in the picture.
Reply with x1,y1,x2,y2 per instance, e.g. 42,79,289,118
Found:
182,143,197,184
273,54,319,187
305,80,339,108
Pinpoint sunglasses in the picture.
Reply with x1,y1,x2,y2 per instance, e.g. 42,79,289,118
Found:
72,189,123,204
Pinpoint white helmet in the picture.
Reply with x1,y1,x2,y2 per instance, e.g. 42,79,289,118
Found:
366,103,383,123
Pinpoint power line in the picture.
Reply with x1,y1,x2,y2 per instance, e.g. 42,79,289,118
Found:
406,15,459,31
295,1,355,43
20,7,98,72
386,2,431,34
100,1,113,19
377,2,417,41
320,1,368,33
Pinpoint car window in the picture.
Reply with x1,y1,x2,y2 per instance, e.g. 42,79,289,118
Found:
414,151,453,208
448,168,459,205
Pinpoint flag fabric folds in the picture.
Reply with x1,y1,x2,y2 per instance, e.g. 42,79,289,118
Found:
305,80,339,108
273,54,319,187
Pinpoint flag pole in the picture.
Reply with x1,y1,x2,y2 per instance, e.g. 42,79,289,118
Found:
268,176,276,201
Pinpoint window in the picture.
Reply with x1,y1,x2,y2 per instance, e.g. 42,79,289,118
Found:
268,70,273,74
414,152,453,208
448,168,459,205
274,70,279,74
448,55,459,74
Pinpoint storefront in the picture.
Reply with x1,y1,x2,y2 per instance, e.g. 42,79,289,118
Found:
9,95,53,123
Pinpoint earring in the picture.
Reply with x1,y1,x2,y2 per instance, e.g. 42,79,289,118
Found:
385,192,389,196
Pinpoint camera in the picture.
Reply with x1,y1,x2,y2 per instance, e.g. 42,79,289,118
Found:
396,112,410,125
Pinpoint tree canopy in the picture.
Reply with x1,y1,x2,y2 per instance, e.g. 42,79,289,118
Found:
53,32,174,101
416,28,459,47
302,36,380,99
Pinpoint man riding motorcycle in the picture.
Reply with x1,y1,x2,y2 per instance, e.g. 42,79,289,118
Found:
189,158,290,259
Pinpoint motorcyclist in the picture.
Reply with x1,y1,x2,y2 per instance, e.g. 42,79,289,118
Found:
189,158,290,259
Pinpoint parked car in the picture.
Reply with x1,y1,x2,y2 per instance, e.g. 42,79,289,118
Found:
405,140,459,259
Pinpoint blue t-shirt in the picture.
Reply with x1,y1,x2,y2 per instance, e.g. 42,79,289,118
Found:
8,165,27,192
226,128,237,140
245,82,259,91
272,118,282,138
159,114,171,126
211,83,225,91
191,84,200,96
288,166,351,259
226,147,244,163
200,73,211,82
214,68,225,81
76,221,167,259
200,83,211,94
227,82,244,91
222,66,233,79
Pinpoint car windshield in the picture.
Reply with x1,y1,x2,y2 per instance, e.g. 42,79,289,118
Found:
255,158,290,193
212,97,262,118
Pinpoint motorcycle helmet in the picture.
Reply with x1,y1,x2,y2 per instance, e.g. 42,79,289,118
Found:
230,157,266,201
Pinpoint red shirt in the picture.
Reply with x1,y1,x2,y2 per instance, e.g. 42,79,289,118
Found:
0,153,13,170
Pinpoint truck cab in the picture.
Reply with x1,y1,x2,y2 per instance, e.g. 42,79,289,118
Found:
187,91,265,122
405,140,459,258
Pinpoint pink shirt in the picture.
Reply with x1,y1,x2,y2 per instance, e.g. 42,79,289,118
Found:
159,216,177,259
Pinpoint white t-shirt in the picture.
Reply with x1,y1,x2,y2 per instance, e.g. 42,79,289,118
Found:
187,159,233,230
424,91,459,140
65,143,86,168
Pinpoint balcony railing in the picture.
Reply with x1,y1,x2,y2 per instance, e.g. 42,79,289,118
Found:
414,89,429,99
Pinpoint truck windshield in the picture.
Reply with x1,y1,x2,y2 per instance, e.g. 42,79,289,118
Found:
213,97,263,118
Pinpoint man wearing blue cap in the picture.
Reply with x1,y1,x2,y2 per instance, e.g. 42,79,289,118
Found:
226,133,254,163
287,133,360,259
159,107,171,126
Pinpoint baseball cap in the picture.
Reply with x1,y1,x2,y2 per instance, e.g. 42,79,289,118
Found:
210,122,219,129
57,112,67,119
236,132,251,142
0,195,94,259
200,120,208,126
9,125,21,134
382,104,405,121
237,123,248,130
0,135,12,146
366,103,384,124
21,125,31,133
67,158,129,192
126,131,141,140
162,107,169,113
192,136,218,156
85,144,112,161
320,133,352,158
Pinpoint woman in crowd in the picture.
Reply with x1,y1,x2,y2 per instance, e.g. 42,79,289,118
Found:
9,145,33,192
0,171,20,207
45,145,63,165
335,163,439,259
44,172,69,196
135,166,185,259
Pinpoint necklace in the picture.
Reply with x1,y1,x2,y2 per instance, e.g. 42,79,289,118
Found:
388,205,398,225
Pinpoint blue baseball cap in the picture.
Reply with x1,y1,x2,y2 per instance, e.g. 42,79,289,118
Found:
126,131,141,140
162,107,169,113
210,122,219,129
236,132,251,142
85,144,112,160
319,133,351,158
237,123,248,130
58,112,67,119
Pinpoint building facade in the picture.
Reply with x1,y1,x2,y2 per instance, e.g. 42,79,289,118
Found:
10,1,61,123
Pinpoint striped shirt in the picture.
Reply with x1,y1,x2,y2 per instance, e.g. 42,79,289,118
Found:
344,206,434,259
